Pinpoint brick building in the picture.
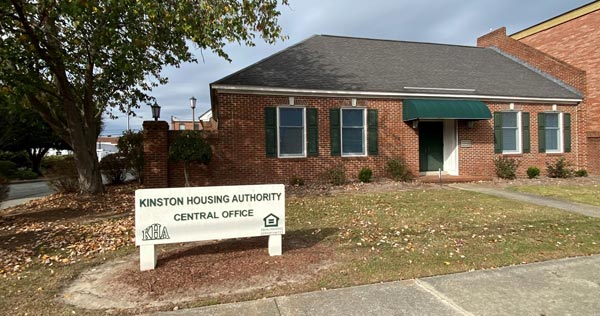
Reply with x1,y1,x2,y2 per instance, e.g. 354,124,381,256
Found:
144,34,585,188
509,1,600,174
170,110,217,131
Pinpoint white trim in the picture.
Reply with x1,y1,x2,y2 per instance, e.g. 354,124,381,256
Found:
545,112,563,154
277,106,307,158
443,120,459,176
211,84,582,104
340,107,367,157
501,111,522,154
404,86,476,92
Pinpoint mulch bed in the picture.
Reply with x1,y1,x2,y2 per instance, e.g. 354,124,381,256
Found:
119,236,334,298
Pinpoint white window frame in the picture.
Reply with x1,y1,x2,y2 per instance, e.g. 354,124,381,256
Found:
501,111,522,154
545,112,563,153
179,124,186,130
277,106,307,158
340,108,367,157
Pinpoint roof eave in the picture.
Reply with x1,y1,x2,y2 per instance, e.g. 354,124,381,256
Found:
210,84,582,105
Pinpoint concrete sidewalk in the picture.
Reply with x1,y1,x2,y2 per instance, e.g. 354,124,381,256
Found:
449,183,600,218
148,255,600,316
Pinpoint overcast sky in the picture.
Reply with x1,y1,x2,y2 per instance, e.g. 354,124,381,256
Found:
101,0,591,135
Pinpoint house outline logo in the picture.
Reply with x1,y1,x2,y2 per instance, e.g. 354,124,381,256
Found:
263,213,280,227
141,223,171,241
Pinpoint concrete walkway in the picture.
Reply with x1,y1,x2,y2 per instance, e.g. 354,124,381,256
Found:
147,255,600,316
449,183,600,218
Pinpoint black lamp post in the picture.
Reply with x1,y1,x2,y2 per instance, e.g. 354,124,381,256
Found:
190,96,197,130
151,104,161,121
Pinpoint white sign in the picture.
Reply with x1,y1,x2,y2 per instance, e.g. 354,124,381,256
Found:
135,184,285,270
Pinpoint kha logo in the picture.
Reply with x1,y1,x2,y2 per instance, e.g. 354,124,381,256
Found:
141,223,170,241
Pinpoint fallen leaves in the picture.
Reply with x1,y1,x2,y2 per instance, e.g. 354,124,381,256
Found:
0,184,138,275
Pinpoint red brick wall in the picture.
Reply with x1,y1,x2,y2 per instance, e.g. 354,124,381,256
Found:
144,95,583,187
477,27,593,173
168,95,420,187
477,27,586,92
143,121,169,188
488,103,581,177
514,9,600,173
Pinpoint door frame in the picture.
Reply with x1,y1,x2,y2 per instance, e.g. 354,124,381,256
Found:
418,120,459,176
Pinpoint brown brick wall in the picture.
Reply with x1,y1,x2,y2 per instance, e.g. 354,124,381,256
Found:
144,94,584,187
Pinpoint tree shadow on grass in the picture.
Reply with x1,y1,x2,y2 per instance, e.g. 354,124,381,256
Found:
156,227,338,267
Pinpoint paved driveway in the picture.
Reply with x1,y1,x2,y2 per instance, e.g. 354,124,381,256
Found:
1,180,54,210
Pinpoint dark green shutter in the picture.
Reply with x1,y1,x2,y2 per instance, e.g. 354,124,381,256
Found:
538,113,546,153
367,109,378,155
494,112,503,154
330,109,341,156
307,108,319,156
522,112,530,153
265,107,277,157
564,113,571,152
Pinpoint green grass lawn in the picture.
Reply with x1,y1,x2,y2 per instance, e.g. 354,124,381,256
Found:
2,187,600,315
285,188,600,289
509,184,600,207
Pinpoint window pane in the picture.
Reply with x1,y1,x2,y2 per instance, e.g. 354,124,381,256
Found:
503,129,517,151
546,113,559,128
503,112,517,127
280,127,303,155
342,128,364,154
342,109,364,127
279,108,303,127
546,128,559,151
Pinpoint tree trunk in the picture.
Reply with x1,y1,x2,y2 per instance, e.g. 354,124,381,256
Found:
27,147,49,175
71,137,104,194
183,161,190,187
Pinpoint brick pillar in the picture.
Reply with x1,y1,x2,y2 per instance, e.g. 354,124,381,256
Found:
143,121,169,188
587,132,600,174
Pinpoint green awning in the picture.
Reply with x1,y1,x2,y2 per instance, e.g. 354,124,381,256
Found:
403,99,492,121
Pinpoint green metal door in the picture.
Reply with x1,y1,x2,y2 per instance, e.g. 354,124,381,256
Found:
419,122,444,172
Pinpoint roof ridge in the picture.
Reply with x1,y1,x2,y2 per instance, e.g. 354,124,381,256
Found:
318,34,483,50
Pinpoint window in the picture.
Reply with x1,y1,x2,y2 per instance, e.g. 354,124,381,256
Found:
278,107,306,157
545,113,562,153
341,108,366,156
179,124,186,130
501,112,521,154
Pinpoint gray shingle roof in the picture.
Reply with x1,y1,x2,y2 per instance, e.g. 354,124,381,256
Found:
213,35,581,100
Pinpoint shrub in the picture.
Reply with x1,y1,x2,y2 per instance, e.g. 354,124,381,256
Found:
169,131,212,187
546,158,574,178
16,169,38,180
575,169,588,177
0,151,31,169
117,130,144,183
45,156,79,193
326,164,346,186
494,156,520,180
526,166,540,179
0,176,8,202
358,167,373,183
289,175,305,186
100,153,128,184
0,160,17,178
386,158,412,182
